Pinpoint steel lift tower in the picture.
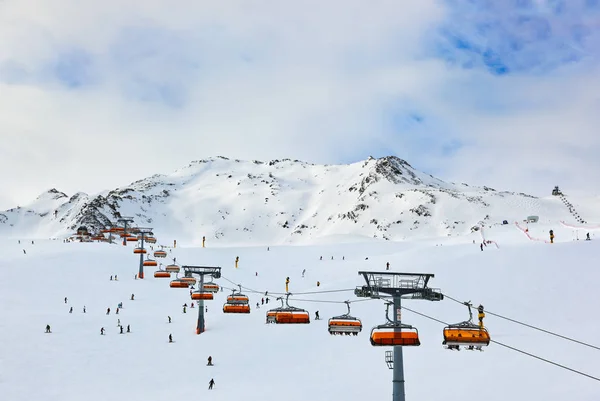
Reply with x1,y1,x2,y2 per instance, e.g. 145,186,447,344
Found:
355,271,443,401
181,265,222,334
117,217,134,246
136,228,154,279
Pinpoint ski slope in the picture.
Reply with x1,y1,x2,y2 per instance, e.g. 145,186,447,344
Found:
2,225,599,401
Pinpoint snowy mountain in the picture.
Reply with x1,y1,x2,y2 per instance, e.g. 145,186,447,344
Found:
1,156,598,244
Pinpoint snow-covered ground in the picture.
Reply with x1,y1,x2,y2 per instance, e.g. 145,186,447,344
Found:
2,222,599,401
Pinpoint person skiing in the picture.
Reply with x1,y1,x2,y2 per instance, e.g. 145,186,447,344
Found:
261,298,264,305
130,294,135,300
169,334,173,343
106,308,110,315
45,324,51,333
586,233,591,240
117,319,121,326
64,297,68,304
83,306,86,313
315,311,320,320
69,307,73,313
208,378,215,390
168,316,172,323
302,269,306,277
480,243,483,251
116,308,119,314
183,305,186,313
386,262,390,270
120,325,124,334
100,327,105,335
207,356,213,366
127,325,130,333
110,276,113,281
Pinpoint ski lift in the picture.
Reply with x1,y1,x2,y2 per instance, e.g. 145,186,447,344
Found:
191,291,214,301
165,261,180,273
133,247,146,254
370,303,420,346
154,250,167,258
442,302,490,351
143,258,158,267
154,270,171,278
227,285,249,304
223,303,251,313
203,282,220,293
145,236,157,244
328,301,362,336
180,277,197,285
125,236,137,242
265,294,310,324
170,280,189,288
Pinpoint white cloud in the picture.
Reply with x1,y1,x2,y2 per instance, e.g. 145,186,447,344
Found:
0,0,598,210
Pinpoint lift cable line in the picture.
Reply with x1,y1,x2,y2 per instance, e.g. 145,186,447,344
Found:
401,305,600,383
442,293,600,351
219,275,355,297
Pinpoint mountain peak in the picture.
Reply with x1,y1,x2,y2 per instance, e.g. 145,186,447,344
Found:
1,155,577,243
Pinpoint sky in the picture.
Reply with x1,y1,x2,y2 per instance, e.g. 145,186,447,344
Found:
1,0,599,209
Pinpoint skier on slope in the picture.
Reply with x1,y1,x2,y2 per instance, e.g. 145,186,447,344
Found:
208,379,215,390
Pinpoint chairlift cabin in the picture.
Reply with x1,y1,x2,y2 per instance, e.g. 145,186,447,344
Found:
154,250,167,258
145,237,157,244
328,301,362,336
191,291,214,301
442,302,490,351
126,236,137,242
370,325,420,346
203,282,220,293
170,280,190,288
265,294,310,324
370,303,420,346
180,277,197,285
227,285,249,304
165,264,180,273
223,303,251,313
133,247,146,254
154,270,171,278
143,259,158,267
